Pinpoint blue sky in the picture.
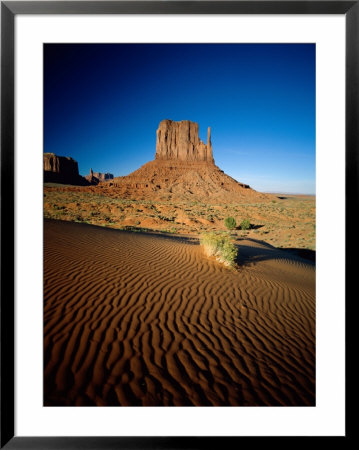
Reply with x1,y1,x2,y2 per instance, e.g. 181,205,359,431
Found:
44,43,315,194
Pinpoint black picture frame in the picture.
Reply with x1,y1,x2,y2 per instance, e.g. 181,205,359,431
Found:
1,1,354,448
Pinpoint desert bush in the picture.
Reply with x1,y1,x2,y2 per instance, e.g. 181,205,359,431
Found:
157,215,175,222
200,232,238,267
240,219,251,230
224,216,237,230
163,227,177,234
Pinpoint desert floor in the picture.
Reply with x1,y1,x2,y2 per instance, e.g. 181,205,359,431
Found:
44,219,315,406
44,184,315,251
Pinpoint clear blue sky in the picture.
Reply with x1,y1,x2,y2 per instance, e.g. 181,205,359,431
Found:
44,43,315,194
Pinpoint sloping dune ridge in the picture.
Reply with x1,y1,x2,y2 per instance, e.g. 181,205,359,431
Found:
44,219,315,406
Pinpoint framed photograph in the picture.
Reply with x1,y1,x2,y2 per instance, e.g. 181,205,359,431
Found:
1,1,353,447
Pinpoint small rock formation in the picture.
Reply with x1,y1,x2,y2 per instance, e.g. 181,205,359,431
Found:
44,153,89,185
85,169,114,185
155,120,214,163
94,171,114,182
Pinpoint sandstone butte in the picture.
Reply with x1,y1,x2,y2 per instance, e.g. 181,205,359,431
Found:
108,119,270,203
44,153,89,186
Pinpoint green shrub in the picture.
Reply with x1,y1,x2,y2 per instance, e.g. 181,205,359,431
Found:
163,227,177,234
240,219,251,230
200,232,238,267
224,216,237,230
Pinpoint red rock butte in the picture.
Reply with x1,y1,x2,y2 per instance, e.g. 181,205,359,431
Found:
109,120,270,203
156,119,214,163
44,153,89,185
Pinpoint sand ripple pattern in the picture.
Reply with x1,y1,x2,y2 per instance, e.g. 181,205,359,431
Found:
44,220,315,406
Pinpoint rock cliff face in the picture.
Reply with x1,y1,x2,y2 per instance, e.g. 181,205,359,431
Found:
155,120,214,163
44,153,79,176
44,153,89,185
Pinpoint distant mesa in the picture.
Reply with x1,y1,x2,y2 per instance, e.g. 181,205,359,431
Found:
85,169,114,185
44,153,113,186
43,153,89,186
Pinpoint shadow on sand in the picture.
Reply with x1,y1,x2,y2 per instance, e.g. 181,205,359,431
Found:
234,238,315,267
235,224,264,231
45,219,315,265
45,218,199,246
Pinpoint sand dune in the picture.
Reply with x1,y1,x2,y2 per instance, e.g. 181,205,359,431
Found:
44,219,315,406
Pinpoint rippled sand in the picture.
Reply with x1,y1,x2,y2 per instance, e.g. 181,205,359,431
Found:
44,219,315,406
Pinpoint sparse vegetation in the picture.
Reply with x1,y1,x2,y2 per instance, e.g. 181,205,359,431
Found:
200,232,238,267
240,219,251,230
43,186,315,250
224,216,237,230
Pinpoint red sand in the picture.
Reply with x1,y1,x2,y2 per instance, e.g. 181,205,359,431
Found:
44,219,315,406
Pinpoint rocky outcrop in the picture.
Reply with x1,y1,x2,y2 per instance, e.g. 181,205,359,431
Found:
155,120,214,163
93,171,113,182
44,153,89,185
85,169,114,185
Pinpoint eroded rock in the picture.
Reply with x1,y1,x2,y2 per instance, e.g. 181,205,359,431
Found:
155,120,214,163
